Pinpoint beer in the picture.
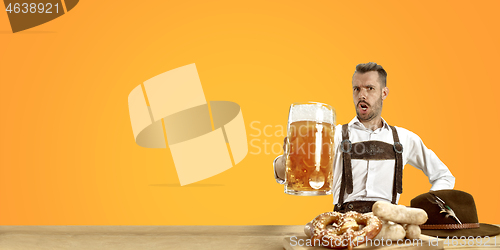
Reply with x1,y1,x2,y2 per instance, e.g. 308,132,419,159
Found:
285,120,335,195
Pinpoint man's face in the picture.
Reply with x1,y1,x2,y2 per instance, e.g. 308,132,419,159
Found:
352,71,388,122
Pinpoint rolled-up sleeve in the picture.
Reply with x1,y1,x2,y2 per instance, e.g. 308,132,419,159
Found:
405,131,455,190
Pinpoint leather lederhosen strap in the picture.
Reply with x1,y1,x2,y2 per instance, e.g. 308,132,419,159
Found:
390,125,404,204
338,124,353,209
337,124,403,209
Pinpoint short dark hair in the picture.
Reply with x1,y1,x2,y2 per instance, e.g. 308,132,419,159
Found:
354,62,387,87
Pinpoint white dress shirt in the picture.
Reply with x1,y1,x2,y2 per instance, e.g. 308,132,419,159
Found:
332,117,455,204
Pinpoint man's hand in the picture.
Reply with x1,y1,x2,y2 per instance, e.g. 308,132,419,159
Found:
275,154,286,180
274,137,287,182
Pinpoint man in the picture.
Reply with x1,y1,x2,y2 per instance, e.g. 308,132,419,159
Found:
274,62,455,213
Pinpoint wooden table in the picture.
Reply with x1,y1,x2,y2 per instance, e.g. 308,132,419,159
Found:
0,225,498,250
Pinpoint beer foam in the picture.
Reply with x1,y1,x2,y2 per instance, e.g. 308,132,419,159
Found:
288,103,335,124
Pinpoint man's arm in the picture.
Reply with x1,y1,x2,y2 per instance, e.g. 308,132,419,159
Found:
405,130,455,190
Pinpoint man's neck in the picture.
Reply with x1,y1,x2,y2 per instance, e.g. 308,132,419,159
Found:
358,116,384,131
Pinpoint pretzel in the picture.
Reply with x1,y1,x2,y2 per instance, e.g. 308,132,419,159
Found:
311,211,382,250
372,201,428,225
304,221,313,238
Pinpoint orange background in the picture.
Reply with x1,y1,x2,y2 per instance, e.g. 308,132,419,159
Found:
1,1,499,225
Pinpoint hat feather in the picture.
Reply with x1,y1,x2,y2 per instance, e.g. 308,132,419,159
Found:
427,194,462,225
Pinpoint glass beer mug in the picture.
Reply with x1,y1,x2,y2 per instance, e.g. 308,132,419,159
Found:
285,102,336,196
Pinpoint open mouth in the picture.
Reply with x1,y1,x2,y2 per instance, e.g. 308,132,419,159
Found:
359,102,369,111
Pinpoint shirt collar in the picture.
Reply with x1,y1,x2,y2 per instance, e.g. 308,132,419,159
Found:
348,116,390,132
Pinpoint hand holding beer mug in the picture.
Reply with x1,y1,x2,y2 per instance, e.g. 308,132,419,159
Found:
285,102,335,195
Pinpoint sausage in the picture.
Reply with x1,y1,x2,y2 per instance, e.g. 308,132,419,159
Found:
374,220,406,240
405,224,421,239
372,201,428,225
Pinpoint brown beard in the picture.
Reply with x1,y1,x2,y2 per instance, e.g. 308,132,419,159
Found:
356,96,383,122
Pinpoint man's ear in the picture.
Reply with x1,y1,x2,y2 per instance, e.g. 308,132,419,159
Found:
382,87,389,100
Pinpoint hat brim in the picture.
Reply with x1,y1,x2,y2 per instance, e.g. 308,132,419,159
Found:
421,223,500,238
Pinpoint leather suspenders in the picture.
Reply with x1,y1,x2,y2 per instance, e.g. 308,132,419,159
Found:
337,124,403,207
391,125,404,204
339,124,353,207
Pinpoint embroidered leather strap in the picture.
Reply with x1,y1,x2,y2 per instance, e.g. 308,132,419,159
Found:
420,223,480,230
350,141,395,160
390,125,403,204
